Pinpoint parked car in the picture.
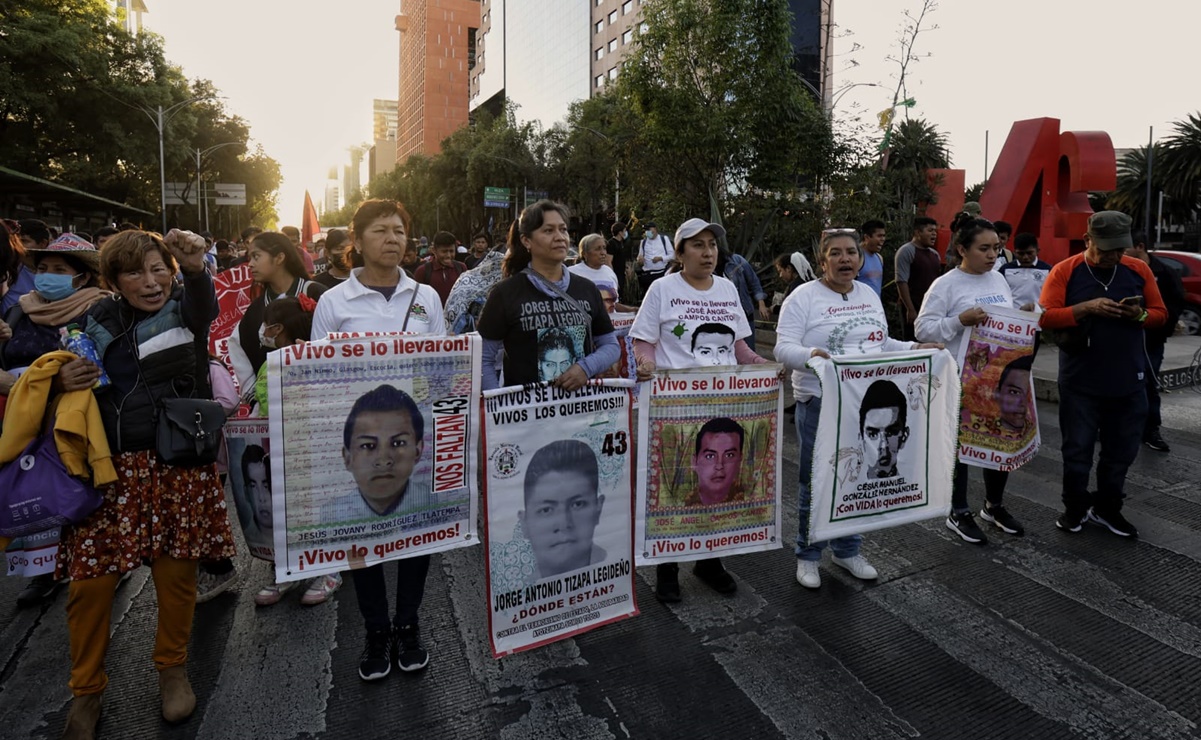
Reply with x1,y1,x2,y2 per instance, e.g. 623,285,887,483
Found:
1152,250,1201,335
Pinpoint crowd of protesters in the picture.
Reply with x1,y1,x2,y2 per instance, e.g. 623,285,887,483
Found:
0,197,1185,738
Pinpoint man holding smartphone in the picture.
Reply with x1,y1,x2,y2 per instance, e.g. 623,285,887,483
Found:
1038,211,1168,538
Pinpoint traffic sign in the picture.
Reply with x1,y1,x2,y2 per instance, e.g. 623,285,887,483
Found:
484,186,510,208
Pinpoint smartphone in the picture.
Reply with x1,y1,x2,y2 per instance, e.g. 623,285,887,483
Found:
1120,296,1143,308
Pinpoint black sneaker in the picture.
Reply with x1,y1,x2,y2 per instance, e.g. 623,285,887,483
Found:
1143,430,1170,452
655,563,681,603
1089,508,1138,538
692,558,737,594
394,625,429,672
1055,508,1089,533
16,574,62,608
980,505,1025,536
946,511,988,544
358,628,392,681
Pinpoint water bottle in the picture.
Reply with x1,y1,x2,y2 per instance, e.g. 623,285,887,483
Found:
60,324,111,388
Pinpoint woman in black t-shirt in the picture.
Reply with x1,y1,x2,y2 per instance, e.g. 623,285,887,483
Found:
477,201,619,391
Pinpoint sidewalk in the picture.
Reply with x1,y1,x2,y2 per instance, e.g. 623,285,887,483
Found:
1031,335,1201,402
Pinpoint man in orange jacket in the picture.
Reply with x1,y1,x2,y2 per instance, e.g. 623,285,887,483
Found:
1038,211,1166,538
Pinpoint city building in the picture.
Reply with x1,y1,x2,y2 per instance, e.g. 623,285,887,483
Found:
110,0,148,36
323,167,341,213
473,0,829,131
370,99,399,179
469,0,590,128
395,0,481,161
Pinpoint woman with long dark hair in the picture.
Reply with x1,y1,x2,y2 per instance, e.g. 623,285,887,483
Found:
916,218,1021,544
477,200,619,391
227,231,325,389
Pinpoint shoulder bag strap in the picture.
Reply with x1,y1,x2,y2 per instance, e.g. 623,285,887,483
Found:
399,281,419,333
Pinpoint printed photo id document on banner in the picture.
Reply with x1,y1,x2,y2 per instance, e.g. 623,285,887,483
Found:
266,334,481,582
807,349,958,542
635,365,783,564
482,380,638,658
225,418,275,561
955,306,1040,471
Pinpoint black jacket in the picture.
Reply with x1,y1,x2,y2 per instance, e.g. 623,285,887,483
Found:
1149,255,1186,344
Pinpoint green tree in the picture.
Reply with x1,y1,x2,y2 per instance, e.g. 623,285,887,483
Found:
612,0,833,224
0,0,281,229
1160,112,1201,215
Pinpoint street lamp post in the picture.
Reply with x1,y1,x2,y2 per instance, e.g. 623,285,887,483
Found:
136,94,218,233
195,141,244,231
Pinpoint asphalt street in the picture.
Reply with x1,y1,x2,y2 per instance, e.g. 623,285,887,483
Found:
3,385,1201,739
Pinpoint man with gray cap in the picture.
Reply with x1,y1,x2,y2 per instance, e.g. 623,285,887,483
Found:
1039,211,1168,537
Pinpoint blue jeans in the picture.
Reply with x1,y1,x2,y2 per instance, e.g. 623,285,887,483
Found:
795,396,861,561
1145,342,1165,434
1058,385,1147,513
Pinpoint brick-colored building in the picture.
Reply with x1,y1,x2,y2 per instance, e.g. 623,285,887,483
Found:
395,0,481,162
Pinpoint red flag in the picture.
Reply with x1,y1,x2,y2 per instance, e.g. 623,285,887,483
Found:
301,190,320,249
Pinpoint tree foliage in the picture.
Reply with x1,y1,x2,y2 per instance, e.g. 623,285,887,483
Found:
0,0,281,230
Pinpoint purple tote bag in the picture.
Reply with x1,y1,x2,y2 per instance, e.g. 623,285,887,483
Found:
0,433,105,537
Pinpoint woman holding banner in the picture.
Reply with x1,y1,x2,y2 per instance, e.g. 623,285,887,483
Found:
630,217,770,603
775,228,939,589
311,199,446,683
477,200,618,392
915,218,1021,544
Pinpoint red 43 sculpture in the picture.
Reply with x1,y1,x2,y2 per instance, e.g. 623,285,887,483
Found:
926,117,1117,265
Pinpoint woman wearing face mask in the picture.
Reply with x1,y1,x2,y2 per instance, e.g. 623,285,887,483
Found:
0,234,110,608
313,229,352,289
1,235,109,374
227,231,325,390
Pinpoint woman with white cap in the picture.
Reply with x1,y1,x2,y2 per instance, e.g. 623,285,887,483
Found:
629,217,770,603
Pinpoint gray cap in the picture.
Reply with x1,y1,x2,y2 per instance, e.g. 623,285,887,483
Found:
1087,210,1133,252
673,218,726,250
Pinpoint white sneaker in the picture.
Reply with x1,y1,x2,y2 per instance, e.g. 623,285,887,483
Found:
832,555,879,581
796,560,821,589
195,566,239,604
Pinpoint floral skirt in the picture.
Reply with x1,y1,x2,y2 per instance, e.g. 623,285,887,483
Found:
57,451,237,581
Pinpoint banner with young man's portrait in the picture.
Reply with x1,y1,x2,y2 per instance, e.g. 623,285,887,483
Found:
955,306,1040,471
225,418,275,561
635,365,784,564
806,349,959,542
482,381,638,658
265,335,481,582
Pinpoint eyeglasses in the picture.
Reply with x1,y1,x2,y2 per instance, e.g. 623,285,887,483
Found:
822,228,857,235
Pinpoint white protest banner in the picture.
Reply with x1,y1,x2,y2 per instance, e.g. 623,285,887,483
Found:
955,307,1040,471
266,335,481,582
5,527,59,577
635,365,783,564
225,418,274,561
482,381,638,658
807,349,958,541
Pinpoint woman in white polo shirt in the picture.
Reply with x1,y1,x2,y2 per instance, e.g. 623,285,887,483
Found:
310,199,445,684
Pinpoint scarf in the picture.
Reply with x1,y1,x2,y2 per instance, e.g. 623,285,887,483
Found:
18,287,110,326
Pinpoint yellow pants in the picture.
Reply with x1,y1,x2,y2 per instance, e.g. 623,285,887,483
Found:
65,556,197,696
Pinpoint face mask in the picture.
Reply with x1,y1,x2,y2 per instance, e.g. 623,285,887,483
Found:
258,324,277,349
34,272,79,301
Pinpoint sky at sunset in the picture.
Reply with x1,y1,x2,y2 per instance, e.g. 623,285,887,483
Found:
143,1,1200,229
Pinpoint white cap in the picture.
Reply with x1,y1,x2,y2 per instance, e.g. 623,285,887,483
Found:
673,218,727,250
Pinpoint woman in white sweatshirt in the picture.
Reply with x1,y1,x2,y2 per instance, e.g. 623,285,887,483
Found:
915,218,1020,545
775,229,939,589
